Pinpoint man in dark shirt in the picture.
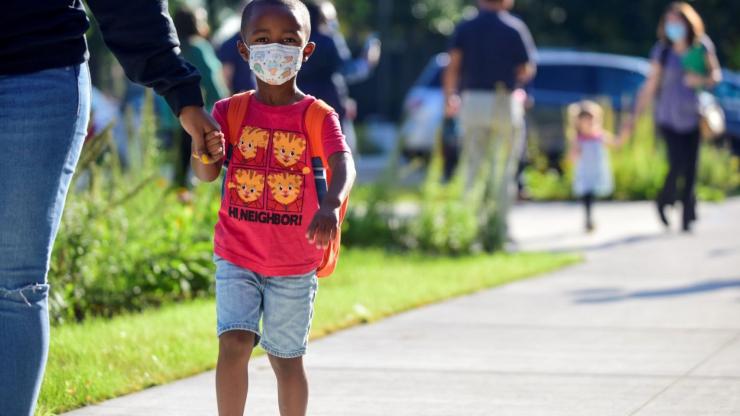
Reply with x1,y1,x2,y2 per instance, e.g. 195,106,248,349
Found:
443,0,536,244
217,31,257,94
1,2,223,414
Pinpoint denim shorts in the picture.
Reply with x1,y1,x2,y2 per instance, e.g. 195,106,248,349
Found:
214,255,318,358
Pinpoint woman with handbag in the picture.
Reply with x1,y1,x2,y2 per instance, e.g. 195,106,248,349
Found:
620,2,722,232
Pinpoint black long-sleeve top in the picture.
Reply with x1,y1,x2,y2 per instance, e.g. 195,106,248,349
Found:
1,0,203,114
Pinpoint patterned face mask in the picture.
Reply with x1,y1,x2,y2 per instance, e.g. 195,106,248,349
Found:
248,43,304,86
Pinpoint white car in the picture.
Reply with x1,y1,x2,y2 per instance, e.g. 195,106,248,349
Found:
398,53,449,158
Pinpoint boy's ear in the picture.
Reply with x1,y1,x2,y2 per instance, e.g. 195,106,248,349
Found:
237,39,250,62
302,42,316,63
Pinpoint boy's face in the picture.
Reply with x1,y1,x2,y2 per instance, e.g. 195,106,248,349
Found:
237,5,315,67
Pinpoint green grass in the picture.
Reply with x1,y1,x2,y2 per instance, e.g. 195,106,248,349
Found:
37,249,580,415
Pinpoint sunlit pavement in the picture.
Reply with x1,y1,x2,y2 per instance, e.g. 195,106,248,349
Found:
65,199,740,415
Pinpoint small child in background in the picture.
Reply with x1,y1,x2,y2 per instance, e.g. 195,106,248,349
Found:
568,100,614,232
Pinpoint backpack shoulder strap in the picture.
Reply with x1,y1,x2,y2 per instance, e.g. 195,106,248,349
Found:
226,90,255,145
304,98,334,169
303,98,348,278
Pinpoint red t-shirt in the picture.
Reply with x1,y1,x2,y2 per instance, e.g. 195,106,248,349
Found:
212,95,350,276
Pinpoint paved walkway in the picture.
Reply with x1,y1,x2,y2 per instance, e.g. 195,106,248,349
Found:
66,199,740,415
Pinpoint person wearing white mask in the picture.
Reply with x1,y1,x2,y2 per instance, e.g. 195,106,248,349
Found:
620,1,721,232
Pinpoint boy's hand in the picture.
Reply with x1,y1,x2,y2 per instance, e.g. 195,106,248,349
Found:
194,130,226,164
306,205,340,249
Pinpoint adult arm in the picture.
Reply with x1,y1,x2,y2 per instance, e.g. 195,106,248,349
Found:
513,23,537,86
443,48,463,117
85,0,220,160
619,60,662,143
686,37,723,89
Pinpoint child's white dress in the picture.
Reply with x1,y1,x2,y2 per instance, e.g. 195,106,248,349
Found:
573,135,614,197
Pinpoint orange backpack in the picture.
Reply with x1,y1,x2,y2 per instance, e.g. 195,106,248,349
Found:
225,91,348,277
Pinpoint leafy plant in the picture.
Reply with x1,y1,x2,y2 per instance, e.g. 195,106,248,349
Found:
49,94,220,324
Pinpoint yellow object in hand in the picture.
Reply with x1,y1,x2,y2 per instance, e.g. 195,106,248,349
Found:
193,153,212,164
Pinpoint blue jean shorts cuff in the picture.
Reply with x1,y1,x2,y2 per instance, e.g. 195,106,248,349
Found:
260,341,307,359
217,323,261,342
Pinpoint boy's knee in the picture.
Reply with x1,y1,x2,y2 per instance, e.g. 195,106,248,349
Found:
219,331,255,359
269,355,305,378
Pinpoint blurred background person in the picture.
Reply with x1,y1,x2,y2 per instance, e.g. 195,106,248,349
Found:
443,0,537,242
169,6,229,201
621,1,721,232
216,1,256,94
299,0,382,154
568,100,614,233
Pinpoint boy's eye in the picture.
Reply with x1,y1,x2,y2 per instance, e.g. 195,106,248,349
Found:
282,38,298,44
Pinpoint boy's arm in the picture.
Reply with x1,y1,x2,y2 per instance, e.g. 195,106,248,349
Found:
306,151,356,249
322,152,356,211
192,131,226,183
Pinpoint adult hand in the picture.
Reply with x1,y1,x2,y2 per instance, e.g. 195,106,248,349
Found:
445,94,461,117
179,105,221,164
618,117,634,145
364,38,382,68
684,73,705,89
345,98,358,121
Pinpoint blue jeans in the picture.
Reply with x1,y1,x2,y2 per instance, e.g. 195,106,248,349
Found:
0,64,90,415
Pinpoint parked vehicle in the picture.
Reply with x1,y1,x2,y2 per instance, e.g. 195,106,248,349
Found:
715,70,740,154
399,49,740,160
398,52,449,158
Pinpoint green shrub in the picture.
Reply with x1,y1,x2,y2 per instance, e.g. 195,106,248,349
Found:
49,96,220,324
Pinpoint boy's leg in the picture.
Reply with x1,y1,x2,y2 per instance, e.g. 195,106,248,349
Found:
268,355,308,416
261,272,318,416
214,256,264,416
217,331,256,416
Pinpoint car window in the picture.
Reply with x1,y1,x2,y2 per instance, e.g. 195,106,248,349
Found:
596,67,645,97
415,61,444,88
715,80,740,99
534,65,597,94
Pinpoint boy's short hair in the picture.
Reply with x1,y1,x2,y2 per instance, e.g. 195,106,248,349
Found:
241,0,312,38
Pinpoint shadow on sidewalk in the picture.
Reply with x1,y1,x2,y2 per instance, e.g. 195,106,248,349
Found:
521,232,666,253
571,278,740,304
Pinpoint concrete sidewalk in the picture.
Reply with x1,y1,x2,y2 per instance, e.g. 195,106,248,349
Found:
66,199,740,416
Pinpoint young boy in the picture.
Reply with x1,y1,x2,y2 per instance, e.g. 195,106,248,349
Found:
192,1,356,415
